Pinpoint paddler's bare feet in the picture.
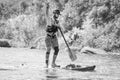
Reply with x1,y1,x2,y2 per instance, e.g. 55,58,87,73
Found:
52,63,60,68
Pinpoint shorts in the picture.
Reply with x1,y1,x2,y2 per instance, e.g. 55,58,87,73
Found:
45,35,59,49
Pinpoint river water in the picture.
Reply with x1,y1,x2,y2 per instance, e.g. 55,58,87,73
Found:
0,48,120,80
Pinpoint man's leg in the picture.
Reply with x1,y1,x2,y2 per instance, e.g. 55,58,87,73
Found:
51,36,60,68
45,47,51,67
45,37,51,68
52,47,60,67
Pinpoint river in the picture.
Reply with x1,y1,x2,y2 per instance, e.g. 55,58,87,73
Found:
0,48,120,80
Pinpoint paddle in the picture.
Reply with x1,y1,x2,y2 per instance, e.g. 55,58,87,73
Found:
59,28,77,61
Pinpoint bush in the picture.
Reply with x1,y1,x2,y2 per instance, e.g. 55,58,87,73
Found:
6,14,43,47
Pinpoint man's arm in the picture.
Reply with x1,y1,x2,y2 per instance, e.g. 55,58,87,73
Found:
57,23,61,30
45,2,51,25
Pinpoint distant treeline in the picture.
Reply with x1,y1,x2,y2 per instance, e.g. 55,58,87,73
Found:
82,0,120,4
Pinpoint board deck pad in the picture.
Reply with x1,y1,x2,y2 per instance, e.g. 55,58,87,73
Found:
62,64,96,71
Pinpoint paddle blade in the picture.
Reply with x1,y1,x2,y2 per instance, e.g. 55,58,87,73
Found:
68,48,77,61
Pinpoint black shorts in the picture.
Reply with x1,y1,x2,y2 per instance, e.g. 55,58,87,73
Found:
45,35,59,49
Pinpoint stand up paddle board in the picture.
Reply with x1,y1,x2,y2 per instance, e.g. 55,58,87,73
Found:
45,64,96,72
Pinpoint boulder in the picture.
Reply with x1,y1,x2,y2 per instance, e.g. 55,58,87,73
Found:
80,47,106,55
0,39,11,47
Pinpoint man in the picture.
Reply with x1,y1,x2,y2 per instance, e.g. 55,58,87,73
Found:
45,3,61,68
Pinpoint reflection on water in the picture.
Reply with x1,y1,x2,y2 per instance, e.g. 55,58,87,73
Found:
45,69,59,80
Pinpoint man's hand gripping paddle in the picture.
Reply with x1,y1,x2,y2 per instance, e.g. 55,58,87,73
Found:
59,28,77,61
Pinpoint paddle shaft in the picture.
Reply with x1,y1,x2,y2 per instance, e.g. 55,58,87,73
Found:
59,28,76,61
59,29,71,51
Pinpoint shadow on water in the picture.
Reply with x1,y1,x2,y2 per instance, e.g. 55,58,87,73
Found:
0,68,15,71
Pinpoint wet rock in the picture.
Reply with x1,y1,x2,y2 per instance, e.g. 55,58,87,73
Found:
30,46,36,49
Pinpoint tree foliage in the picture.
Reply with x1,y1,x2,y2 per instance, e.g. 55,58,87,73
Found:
62,0,120,52
0,0,120,52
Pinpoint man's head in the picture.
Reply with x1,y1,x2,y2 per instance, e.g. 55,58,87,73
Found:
53,9,61,19
53,10,60,15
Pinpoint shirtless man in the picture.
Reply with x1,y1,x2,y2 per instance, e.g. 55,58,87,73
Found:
45,2,61,68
